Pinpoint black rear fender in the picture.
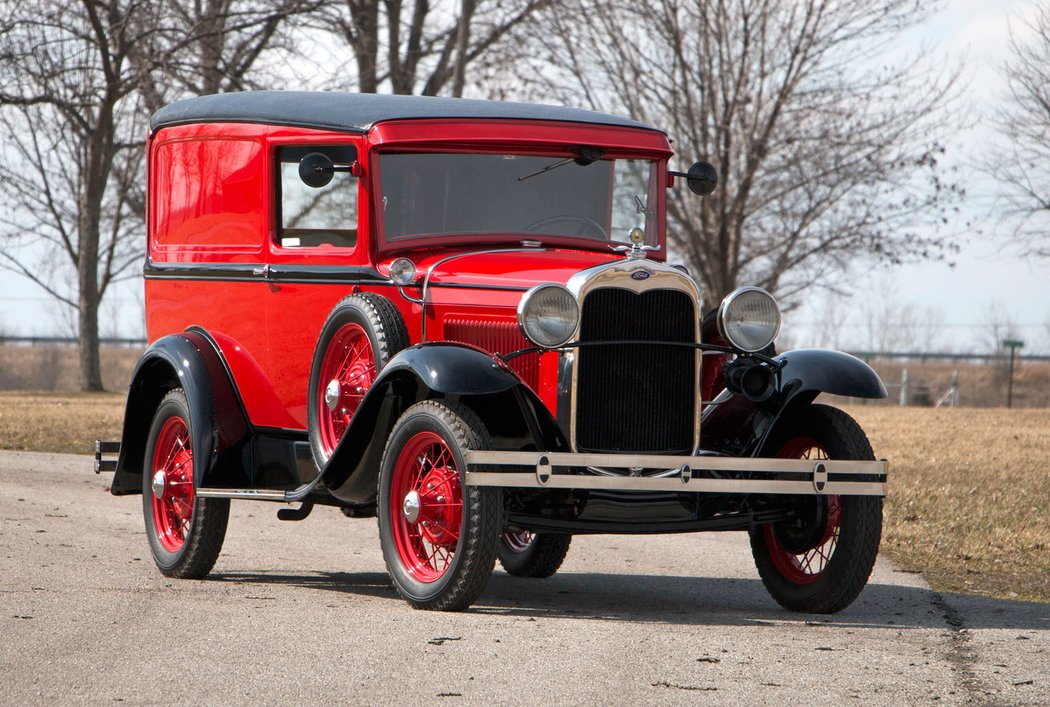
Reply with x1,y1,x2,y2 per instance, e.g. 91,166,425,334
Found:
702,348,885,457
111,330,250,495
322,343,565,504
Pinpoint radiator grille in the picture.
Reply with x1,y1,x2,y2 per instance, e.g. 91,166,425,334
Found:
575,288,696,454
443,316,539,390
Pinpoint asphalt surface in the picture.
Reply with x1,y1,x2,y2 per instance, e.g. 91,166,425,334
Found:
1,450,1046,705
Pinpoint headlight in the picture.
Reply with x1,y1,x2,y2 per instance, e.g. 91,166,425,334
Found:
717,287,781,352
389,257,417,285
517,284,579,348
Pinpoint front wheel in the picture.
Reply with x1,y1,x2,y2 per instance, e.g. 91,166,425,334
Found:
377,401,501,611
142,389,229,578
749,404,883,613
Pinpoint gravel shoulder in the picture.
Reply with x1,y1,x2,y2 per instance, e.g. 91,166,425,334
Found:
1,451,1046,705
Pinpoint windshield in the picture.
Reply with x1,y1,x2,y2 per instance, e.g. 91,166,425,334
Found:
377,152,659,248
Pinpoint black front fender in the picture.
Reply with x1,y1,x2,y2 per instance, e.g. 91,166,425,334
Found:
702,348,885,457
111,330,250,495
322,342,564,504
777,348,887,400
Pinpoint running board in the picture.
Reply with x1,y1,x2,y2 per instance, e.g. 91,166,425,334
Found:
195,488,289,501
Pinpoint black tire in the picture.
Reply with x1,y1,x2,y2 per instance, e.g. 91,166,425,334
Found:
142,389,229,579
749,404,882,614
498,531,572,578
307,293,409,469
377,400,501,611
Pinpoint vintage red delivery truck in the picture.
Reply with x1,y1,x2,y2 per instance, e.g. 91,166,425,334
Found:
96,91,888,612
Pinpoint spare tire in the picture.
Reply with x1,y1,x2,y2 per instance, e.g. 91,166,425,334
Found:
307,293,409,468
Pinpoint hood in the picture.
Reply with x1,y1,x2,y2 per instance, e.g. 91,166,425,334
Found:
380,248,623,290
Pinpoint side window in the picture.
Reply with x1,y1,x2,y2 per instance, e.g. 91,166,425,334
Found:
277,145,358,248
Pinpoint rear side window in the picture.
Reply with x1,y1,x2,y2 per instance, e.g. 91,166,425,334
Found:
277,145,358,248
152,138,266,255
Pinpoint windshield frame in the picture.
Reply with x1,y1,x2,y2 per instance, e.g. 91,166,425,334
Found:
371,145,666,258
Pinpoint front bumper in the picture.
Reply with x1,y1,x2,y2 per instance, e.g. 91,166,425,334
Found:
464,451,887,496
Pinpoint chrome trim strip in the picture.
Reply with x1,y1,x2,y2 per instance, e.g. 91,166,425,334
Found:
464,451,886,496
562,258,702,453
419,247,551,342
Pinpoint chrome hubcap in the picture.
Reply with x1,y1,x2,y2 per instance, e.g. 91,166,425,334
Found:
152,470,167,499
324,379,341,411
402,490,421,524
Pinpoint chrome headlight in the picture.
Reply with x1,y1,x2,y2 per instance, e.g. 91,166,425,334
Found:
517,284,579,348
388,257,418,285
717,286,781,353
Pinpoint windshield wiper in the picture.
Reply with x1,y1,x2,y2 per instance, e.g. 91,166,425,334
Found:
518,146,605,182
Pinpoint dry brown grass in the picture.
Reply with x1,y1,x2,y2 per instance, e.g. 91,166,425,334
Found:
846,405,1050,603
1,390,1045,602
0,391,126,455
0,345,141,392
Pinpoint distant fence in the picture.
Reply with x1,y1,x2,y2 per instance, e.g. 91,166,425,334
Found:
0,335,146,348
846,350,1050,363
843,351,1050,409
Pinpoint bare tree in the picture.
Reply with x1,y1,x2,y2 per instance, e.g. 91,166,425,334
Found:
989,6,1050,257
0,0,314,391
137,0,322,112
0,0,164,390
983,301,1020,355
315,0,548,96
515,0,961,311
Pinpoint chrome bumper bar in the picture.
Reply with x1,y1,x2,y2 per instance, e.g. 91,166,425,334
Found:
464,451,887,496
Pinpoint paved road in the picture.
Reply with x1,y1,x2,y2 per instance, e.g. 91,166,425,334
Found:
1,451,1046,705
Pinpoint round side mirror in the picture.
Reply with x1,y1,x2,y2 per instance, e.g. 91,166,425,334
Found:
299,152,335,188
686,161,718,196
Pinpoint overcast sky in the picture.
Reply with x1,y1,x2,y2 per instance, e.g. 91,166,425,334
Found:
1,0,1047,353
781,0,1050,355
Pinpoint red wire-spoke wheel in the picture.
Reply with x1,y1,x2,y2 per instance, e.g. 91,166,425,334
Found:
389,431,464,582
749,404,883,614
150,416,195,553
308,294,408,469
142,389,229,579
378,401,500,611
497,529,572,578
501,530,534,554
316,322,376,458
762,438,842,585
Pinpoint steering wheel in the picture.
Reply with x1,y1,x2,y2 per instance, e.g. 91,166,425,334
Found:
525,215,608,240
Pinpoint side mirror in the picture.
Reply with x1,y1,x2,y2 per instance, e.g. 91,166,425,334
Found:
685,161,718,196
299,152,335,188
669,161,718,196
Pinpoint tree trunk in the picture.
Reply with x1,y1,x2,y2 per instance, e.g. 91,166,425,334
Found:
77,202,104,391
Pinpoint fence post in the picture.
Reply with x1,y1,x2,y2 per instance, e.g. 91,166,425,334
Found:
950,371,959,408
900,368,909,407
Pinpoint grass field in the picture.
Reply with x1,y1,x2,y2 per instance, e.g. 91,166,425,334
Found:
846,405,1050,603
0,391,1046,603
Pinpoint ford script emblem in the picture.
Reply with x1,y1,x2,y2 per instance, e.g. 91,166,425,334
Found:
630,270,651,281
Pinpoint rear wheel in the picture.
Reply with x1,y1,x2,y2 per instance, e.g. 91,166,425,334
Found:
377,401,501,611
142,389,229,578
749,404,882,613
498,531,572,578
308,294,408,468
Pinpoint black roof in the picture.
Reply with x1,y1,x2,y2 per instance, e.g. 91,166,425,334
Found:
150,91,659,134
